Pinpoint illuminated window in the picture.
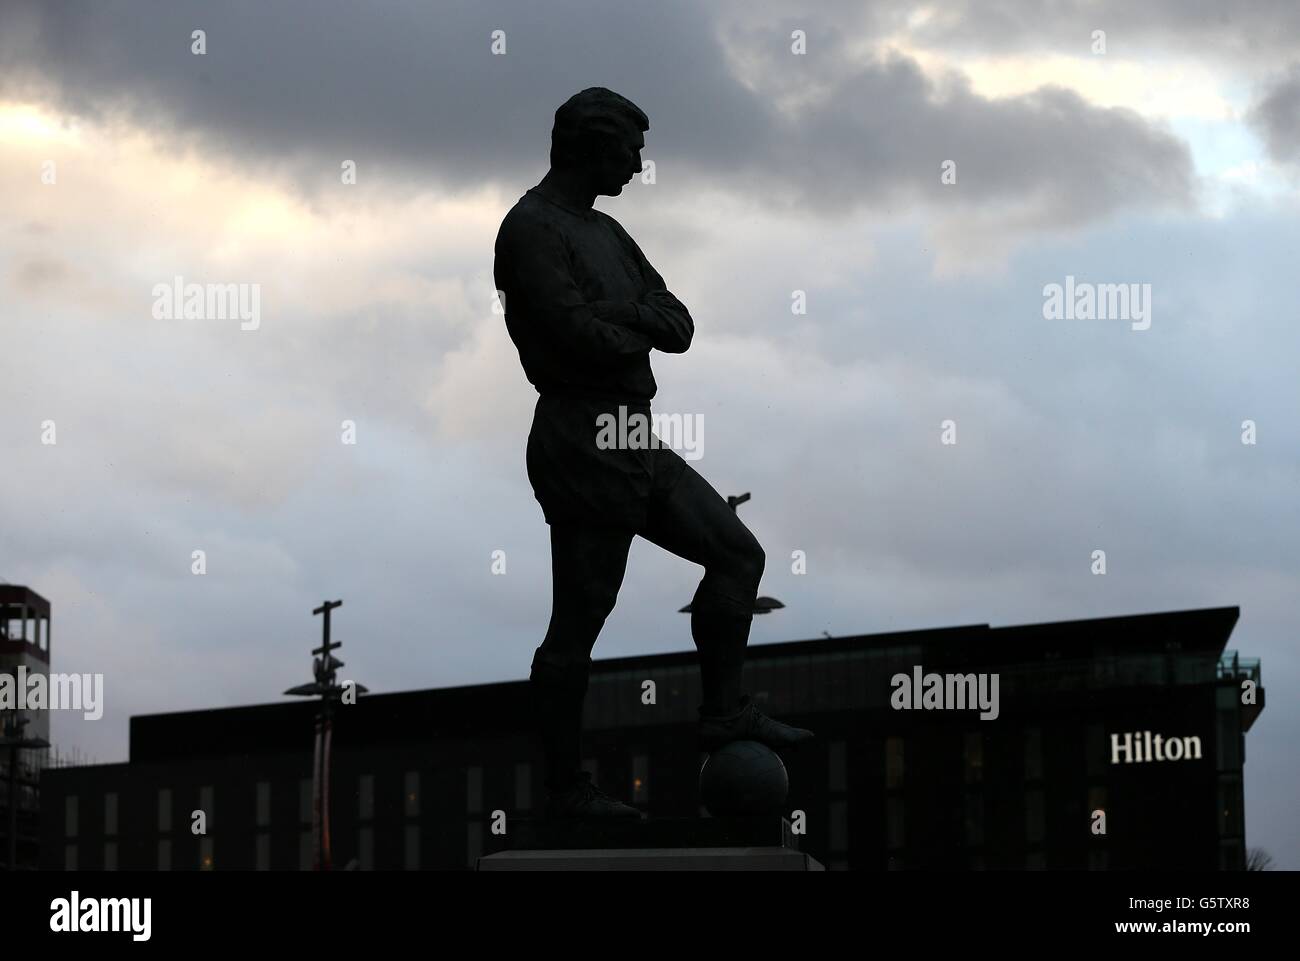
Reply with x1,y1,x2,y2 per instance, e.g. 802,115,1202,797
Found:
632,754,649,803
885,737,904,789
405,771,420,817
1087,786,1107,814
255,782,270,827
359,774,374,821
199,837,214,871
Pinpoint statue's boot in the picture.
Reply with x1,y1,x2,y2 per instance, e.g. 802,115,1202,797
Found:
691,599,817,753
699,694,816,753
530,648,641,820
543,771,642,821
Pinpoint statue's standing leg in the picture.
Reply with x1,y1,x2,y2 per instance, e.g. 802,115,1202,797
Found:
530,523,633,796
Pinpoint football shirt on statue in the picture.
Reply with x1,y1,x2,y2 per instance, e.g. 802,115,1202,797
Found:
494,186,695,529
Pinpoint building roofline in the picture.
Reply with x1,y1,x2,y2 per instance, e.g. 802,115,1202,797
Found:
127,605,1243,725
0,584,52,615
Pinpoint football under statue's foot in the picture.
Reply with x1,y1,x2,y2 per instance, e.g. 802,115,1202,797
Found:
698,693,816,753
543,771,643,820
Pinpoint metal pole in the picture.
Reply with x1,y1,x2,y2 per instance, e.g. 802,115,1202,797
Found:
286,600,365,872
6,743,16,871
321,711,333,870
311,715,323,870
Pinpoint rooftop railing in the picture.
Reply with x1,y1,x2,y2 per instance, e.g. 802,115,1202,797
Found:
1217,650,1262,684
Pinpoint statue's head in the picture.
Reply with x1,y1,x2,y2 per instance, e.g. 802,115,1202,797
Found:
549,87,648,197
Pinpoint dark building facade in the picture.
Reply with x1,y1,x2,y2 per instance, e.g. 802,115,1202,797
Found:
40,606,1263,870
2,585,53,871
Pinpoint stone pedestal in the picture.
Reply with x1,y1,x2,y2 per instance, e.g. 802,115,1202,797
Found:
477,816,823,871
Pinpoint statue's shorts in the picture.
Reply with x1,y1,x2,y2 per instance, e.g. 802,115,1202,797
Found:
526,392,688,532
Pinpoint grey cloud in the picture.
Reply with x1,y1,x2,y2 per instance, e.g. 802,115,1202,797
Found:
744,54,1193,223
2,0,1193,233
11,257,71,293
0,0,769,189
874,0,1300,65
1249,64,1300,164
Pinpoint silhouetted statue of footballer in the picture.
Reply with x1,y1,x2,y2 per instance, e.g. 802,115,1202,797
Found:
494,87,814,819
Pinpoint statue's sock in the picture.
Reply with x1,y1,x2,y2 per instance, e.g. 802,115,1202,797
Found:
691,598,753,716
529,648,590,794
534,690,583,793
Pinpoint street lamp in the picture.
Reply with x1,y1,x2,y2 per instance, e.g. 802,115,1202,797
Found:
283,600,368,871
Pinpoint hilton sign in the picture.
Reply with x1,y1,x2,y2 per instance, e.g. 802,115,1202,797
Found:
1110,731,1203,764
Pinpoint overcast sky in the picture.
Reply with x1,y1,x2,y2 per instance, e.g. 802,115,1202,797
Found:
2,0,1297,868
